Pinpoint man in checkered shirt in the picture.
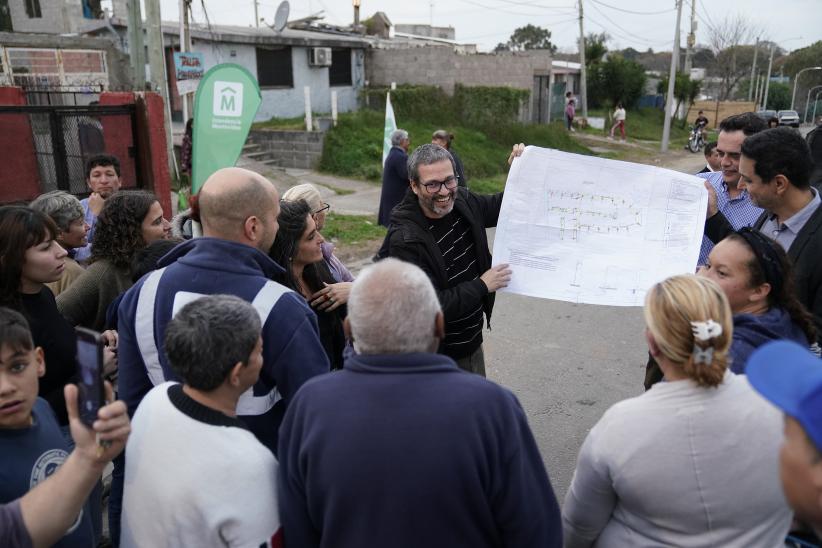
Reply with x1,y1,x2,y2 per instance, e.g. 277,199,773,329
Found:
696,113,768,265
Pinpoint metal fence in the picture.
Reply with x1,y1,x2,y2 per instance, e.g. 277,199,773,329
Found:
0,103,140,200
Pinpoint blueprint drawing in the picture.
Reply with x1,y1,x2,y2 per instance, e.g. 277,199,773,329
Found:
492,146,708,306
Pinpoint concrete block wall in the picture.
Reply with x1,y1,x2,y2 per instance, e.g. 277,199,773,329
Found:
248,129,325,170
366,47,551,95
9,0,85,33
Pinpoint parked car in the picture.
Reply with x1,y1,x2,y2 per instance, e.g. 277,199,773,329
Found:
778,110,801,127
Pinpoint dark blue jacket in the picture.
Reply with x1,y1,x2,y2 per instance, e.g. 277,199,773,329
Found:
731,307,809,373
378,146,409,227
116,237,330,453
278,352,562,548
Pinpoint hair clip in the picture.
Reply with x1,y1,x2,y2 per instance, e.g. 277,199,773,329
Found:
691,319,722,341
693,345,714,366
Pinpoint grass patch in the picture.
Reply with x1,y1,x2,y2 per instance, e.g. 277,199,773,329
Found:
319,184,355,196
322,213,386,246
319,110,593,183
469,175,508,194
252,114,328,131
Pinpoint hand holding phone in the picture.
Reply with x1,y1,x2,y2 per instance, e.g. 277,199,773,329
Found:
75,327,106,428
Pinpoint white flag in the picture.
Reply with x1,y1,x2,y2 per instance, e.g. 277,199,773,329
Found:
382,92,397,167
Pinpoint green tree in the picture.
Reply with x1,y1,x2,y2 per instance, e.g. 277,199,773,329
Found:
764,82,791,111
585,32,609,65
587,54,647,108
657,73,702,126
495,25,557,53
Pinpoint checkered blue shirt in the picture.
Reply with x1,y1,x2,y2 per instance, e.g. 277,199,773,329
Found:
698,171,764,265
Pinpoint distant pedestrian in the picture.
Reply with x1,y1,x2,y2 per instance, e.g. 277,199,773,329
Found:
565,91,576,131
609,102,626,141
378,129,411,227
432,129,467,187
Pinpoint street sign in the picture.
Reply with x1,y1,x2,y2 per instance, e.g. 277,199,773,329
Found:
191,63,262,193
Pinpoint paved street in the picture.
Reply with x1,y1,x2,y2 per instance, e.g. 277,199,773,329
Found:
484,228,646,501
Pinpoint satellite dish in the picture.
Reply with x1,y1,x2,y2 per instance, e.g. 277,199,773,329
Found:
273,1,289,33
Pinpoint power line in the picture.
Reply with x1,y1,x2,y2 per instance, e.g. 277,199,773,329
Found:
482,0,576,9
587,3,672,47
455,0,573,17
589,0,674,16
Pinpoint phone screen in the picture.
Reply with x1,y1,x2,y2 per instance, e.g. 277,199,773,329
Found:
75,329,104,427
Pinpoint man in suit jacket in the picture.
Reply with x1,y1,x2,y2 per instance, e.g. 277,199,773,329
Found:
697,141,720,174
378,129,411,227
704,127,822,344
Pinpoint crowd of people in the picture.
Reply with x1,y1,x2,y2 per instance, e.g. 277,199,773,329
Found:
1,114,821,548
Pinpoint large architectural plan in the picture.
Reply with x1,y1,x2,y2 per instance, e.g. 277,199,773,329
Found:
492,146,708,306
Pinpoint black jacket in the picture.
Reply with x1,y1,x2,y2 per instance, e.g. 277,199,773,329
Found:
380,187,503,330
705,204,822,344
378,146,409,227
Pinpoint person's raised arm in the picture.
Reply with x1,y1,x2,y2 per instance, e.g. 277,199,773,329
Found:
19,383,129,548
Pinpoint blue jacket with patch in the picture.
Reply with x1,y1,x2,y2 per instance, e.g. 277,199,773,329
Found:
116,237,330,454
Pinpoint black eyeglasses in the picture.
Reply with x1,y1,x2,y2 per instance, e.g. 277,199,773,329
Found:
420,175,459,193
312,203,331,215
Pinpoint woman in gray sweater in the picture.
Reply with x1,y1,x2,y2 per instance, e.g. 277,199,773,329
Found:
563,274,792,548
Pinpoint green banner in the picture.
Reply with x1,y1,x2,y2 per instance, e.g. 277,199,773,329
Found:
191,63,262,194
382,91,396,167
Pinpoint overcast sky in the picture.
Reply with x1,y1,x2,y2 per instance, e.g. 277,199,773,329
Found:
159,0,820,54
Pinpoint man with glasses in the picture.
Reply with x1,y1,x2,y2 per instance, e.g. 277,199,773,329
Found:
696,112,767,265
379,143,513,376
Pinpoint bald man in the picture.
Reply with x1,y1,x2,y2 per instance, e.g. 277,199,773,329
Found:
110,168,329,543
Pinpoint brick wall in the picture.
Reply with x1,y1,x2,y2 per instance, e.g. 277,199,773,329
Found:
99,92,172,216
248,130,325,170
0,87,40,203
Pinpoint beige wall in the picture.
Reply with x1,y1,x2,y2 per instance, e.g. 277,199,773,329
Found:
688,101,758,128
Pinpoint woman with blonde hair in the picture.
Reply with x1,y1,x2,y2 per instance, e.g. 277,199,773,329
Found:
563,274,791,547
281,183,353,313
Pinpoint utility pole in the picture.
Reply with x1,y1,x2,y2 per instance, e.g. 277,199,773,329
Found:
762,44,774,110
145,0,176,174
179,0,192,121
254,0,259,27
683,0,696,74
753,73,762,106
748,37,759,102
577,0,588,119
661,0,683,152
126,0,146,89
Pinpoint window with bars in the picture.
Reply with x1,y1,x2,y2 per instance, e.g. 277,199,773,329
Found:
256,47,293,88
24,0,41,18
329,48,352,87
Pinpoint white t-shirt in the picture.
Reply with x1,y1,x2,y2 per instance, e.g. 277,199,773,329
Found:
121,382,281,547
614,108,626,121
